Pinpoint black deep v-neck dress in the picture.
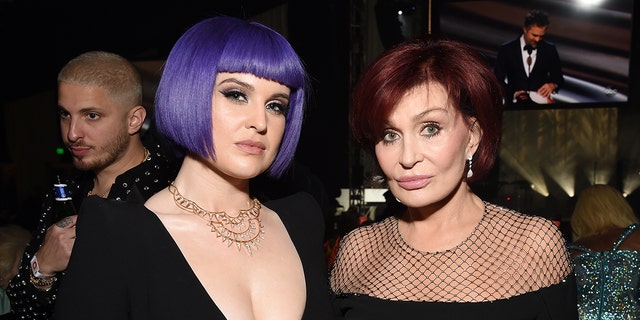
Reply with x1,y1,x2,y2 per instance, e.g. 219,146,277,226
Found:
53,188,335,320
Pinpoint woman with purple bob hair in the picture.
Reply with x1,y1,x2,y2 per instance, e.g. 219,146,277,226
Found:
155,15,307,177
53,16,335,320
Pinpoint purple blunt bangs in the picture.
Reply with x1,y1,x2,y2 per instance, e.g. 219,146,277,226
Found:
155,16,308,177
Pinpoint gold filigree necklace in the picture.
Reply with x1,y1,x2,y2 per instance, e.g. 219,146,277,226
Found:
168,182,264,255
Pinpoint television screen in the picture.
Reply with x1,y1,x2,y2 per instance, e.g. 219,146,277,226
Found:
432,0,634,109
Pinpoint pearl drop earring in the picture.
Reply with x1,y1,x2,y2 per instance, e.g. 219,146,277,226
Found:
466,155,473,178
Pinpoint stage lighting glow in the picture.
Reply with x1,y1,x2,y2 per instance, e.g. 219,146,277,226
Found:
500,108,619,201
574,0,605,8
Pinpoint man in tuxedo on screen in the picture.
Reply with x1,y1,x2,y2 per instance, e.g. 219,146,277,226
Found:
494,9,564,107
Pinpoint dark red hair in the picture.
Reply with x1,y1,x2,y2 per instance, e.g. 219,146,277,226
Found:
349,35,503,182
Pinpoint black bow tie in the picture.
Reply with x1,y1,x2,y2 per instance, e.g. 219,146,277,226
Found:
524,45,536,54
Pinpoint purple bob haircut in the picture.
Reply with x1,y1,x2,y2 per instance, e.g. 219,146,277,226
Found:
155,16,308,178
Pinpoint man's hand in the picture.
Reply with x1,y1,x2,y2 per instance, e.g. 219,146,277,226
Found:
514,90,530,102
537,82,557,98
35,215,78,275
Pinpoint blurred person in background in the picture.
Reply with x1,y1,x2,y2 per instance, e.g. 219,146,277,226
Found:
0,224,31,318
568,184,640,320
494,9,564,106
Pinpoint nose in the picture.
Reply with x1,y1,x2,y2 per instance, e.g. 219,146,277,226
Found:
398,137,423,169
244,105,267,133
63,117,82,143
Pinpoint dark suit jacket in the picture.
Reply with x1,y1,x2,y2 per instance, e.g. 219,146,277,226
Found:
494,37,564,106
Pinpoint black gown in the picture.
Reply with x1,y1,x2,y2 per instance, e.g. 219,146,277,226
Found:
52,189,335,320
332,280,577,320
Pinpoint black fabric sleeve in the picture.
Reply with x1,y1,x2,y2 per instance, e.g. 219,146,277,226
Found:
52,196,133,320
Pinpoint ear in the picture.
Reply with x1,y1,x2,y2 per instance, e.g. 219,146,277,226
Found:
467,117,482,156
128,105,147,135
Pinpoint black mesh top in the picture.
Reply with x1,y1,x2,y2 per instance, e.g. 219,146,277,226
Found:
329,202,578,319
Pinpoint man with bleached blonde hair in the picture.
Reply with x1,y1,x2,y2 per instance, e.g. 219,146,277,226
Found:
6,51,181,319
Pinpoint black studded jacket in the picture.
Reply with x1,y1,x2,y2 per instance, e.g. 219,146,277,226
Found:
5,131,182,320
